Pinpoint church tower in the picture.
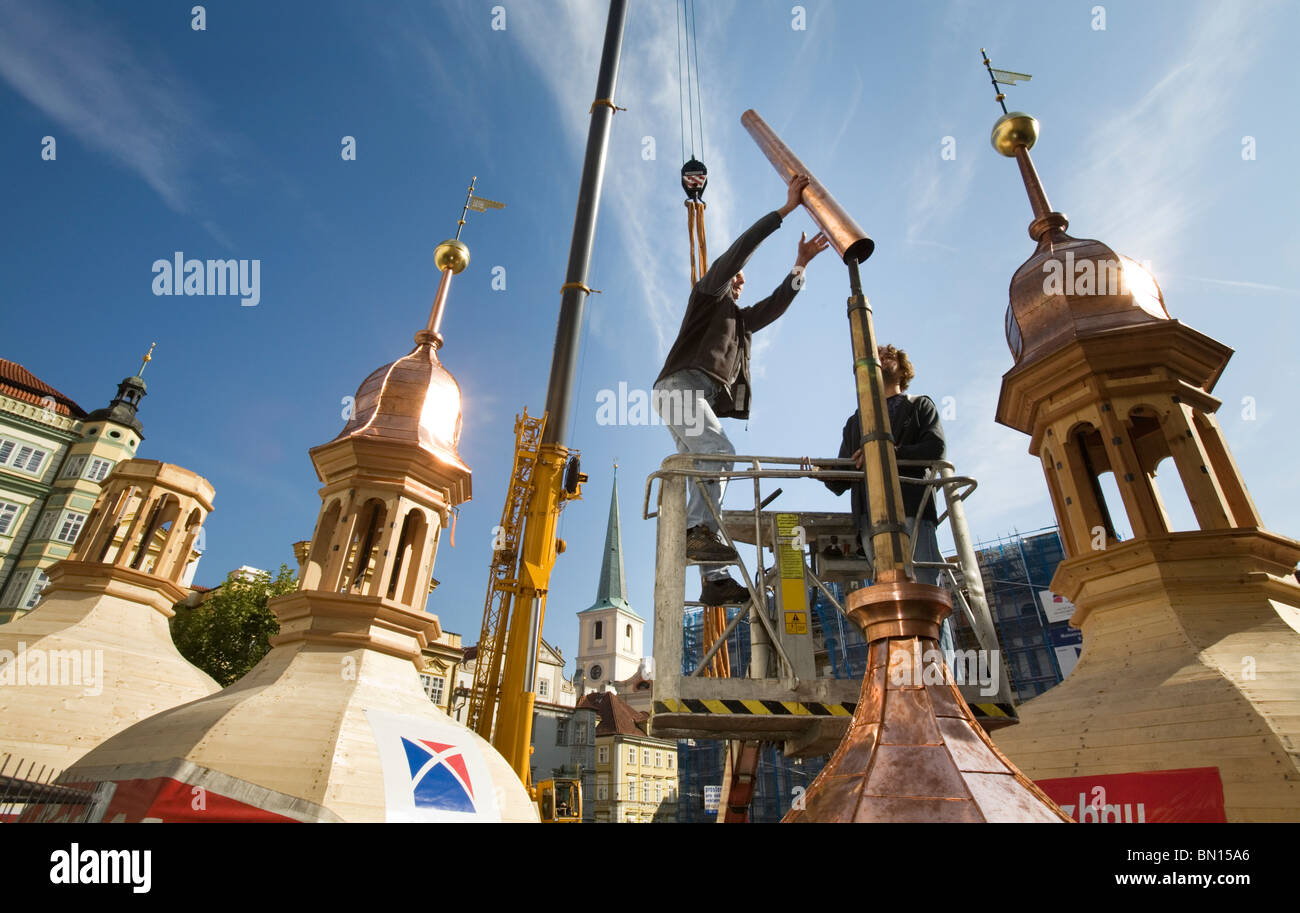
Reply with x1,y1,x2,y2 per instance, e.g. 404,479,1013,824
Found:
985,109,1300,821
0,346,156,621
60,228,538,822
576,469,645,693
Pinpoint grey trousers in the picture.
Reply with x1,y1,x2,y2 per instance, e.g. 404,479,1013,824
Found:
654,369,735,583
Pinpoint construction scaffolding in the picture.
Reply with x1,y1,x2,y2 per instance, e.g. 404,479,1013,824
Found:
650,452,1024,821
647,452,1019,756
945,527,1074,701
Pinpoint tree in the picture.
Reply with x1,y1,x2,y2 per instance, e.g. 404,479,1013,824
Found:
171,564,297,687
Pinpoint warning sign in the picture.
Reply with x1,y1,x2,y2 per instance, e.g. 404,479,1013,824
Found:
776,514,808,635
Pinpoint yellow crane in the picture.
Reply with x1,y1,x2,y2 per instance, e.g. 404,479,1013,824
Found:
465,0,628,824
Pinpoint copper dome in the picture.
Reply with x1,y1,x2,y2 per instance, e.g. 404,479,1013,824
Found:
332,339,469,476
1005,223,1170,364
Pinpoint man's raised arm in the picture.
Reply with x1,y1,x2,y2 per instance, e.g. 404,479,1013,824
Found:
695,175,812,297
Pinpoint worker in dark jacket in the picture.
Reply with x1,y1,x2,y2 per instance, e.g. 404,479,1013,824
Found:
824,344,954,653
654,174,829,606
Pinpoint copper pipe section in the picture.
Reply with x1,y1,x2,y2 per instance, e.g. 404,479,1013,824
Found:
847,259,910,576
741,109,874,264
1013,146,1052,221
846,578,950,643
1013,147,1071,242
785,580,1072,823
422,267,454,347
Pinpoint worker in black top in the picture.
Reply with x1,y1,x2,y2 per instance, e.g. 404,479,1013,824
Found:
824,344,954,654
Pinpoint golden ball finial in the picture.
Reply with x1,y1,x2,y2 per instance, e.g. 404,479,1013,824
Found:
991,112,1039,157
433,239,470,274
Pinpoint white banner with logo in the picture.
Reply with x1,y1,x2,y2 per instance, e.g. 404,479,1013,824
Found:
366,708,503,822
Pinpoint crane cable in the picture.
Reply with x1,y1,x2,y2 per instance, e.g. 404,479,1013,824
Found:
678,0,709,285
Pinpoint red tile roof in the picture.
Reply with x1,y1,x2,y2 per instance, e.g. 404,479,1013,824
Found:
0,358,85,419
574,690,650,738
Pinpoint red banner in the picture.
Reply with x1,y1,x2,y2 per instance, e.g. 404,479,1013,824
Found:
1036,767,1226,823
85,777,297,823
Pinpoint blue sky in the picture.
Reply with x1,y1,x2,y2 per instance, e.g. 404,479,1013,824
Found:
2,0,1297,677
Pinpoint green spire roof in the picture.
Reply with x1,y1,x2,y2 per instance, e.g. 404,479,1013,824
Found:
579,469,643,620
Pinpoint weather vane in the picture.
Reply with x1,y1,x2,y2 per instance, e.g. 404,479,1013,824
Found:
981,48,1032,115
454,176,506,241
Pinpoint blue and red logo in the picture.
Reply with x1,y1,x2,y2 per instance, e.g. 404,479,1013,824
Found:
401,738,476,813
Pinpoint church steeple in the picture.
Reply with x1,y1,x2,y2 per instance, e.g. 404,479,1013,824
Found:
577,465,645,694
85,343,156,437
590,466,630,612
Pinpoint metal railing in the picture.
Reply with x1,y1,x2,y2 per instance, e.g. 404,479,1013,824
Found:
0,754,113,823
645,454,992,676
642,452,1017,752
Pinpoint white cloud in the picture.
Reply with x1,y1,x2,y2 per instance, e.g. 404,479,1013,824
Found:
0,1,221,213
501,0,745,357
1061,3,1264,261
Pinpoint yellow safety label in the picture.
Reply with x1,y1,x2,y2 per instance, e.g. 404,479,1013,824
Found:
784,611,807,635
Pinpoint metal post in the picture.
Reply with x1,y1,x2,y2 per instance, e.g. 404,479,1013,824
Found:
652,457,689,715
846,258,911,579
940,465,1002,663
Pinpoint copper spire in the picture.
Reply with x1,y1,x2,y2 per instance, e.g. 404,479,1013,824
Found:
785,577,1070,822
984,54,1169,364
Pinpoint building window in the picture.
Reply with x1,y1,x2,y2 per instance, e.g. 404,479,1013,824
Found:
2,442,49,475
419,674,444,705
627,747,635,764
655,751,662,768
555,719,568,746
34,510,57,540
0,500,21,536
56,512,87,544
597,745,608,764
62,455,87,479
23,571,48,609
597,778,608,801
668,755,674,769
641,782,651,803
574,721,588,745
594,620,603,641
4,570,31,605
625,777,635,800
643,750,651,766
538,678,549,697
655,782,663,803
87,458,113,482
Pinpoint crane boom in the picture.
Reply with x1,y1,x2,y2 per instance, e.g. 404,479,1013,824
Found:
470,0,628,801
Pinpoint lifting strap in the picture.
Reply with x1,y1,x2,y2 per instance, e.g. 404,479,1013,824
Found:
682,157,709,285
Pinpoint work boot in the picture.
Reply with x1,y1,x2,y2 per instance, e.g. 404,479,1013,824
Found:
699,577,751,606
686,525,739,564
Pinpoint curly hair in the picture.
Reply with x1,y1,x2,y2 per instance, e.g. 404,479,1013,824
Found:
878,344,915,391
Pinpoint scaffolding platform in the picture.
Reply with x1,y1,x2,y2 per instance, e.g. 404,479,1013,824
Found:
644,454,1019,759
